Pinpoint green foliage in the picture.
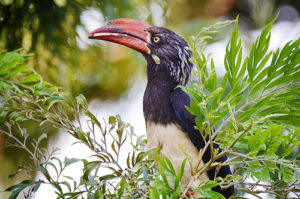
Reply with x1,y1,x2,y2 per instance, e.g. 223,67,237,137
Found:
1,17,300,199
0,50,186,198
187,16,300,198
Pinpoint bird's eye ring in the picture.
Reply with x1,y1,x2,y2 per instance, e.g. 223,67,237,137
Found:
153,36,160,43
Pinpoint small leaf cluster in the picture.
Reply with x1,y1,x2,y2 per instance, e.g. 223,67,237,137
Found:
148,151,186,198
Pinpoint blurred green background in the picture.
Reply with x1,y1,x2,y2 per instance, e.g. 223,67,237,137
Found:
0,0,299,197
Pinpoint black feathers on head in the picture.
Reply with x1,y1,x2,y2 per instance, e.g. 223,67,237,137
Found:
144,26,193,86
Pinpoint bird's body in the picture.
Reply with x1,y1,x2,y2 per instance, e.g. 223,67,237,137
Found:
89,18,234,198
143,55,209,185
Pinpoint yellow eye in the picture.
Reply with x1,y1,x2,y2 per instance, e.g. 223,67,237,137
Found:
153,36,160,43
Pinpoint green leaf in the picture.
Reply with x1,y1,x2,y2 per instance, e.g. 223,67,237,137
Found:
33,182,41,192
0,110,8,125
5,65,33,79
81,109,102,131
262,168,270,181
52,182,63,193
203,190,226,199
43,96,66,110
200,181,219,189
37,133,47,145
64,157,80,166
111,141,117,155
83,161,101,180
174,158,186,189
181,86,202,103
76,94,88,107
19,73,41,84
155,150,169,173
171,186,180,199
93,189,103,199
75,127,88,143
117,178,126,199
39,165,52,182
0,80,12,89
165,157,176,176
33,86,53,96
249,161,261,170
109,116,116,125
224,16,242,88
265,161,278,170
99,174,116,181
62,181,72,192
281,167,294,183
161,183,167,199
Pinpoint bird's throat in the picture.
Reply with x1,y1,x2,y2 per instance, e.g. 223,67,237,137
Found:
143,78,178,125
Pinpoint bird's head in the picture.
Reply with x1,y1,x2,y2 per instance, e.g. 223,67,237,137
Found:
89,18,193,86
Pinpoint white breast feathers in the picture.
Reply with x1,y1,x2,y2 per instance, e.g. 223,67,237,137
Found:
145,122,209,187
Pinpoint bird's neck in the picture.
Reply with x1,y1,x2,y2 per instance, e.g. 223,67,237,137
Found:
143,62,178,125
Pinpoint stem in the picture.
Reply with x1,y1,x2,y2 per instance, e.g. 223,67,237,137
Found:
0,126,39,166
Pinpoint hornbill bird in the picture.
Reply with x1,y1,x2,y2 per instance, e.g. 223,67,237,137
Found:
88,18,234,198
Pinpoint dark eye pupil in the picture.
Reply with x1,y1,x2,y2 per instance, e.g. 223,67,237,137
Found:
154,37,159,42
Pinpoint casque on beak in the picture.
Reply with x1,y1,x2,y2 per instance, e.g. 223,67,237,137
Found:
88,18,151,54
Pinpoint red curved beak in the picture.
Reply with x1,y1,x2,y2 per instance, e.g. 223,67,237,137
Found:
88,18,151,54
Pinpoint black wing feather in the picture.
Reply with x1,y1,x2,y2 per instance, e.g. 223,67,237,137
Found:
170,88,234,198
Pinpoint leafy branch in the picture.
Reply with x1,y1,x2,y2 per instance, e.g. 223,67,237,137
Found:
185,16,300,198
